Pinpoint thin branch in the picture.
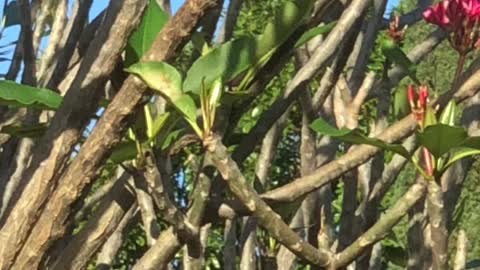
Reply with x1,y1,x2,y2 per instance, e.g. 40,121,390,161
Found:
205,135,333,267
37,0,68,86
261,59,480,204
217,0,243,43
333,183,427,268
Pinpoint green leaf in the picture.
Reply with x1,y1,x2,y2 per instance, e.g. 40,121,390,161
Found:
126,62,183,101
148,112,171,140
183,0,314,94
294,21,336,48
175,94,197,123
393,87,410,119
417,124,468,158
439,101,456,126
424,105,438,128
162,129,183,150
0,80,62,110
310,118,410,158
3,1,20,28
0,123,48,138
381,38,419,83
109,141,138,164
442,147,480,172
124,0,168,66
254,0,313,58
183,36,256,94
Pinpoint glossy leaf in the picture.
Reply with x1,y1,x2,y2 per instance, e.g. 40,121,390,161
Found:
183,0,313,94
0,80,62,110
417,124,467,158
126,62,183,101
124,0,168,66
439,101,456,126
442,147,480,172
310,118,410,158
183,36,256,94
381,39,419,83
294,21,336,48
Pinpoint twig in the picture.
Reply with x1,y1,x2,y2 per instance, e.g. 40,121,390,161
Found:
334,183,427,268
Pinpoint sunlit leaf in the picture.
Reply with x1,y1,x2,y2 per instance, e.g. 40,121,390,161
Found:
417,124,467,158
126,62,183,101
439,101,456,126
124,0,168,66
0,80,62,110
183,36,256,94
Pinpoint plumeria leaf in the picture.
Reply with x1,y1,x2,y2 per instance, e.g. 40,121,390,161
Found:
423,105,438,128
417,124,467,158
0,123,48,138
183,36,256,94
126,62,183,101
254,0,313,58
381,38,419,83
0,80,62,110
310,118,410,158
147,112,171,140
295,21,336,48
184,0,313,94
439,101,457,126
124,0,168,66
109,141,138,164
393,87,410,119
3,1,20,28
441,147,480,172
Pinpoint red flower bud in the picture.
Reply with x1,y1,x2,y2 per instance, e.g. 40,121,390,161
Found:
407,84,416,109
419,86,429,109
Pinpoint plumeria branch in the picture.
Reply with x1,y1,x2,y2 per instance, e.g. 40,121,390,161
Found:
204,134,333,267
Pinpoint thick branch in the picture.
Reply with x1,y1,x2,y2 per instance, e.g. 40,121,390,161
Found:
205,135,333,267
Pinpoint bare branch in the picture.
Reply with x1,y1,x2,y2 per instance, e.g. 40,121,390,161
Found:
0,1,149,268
334,183,427,268
49,179,136,270
205,135,333,267
454,230,468,270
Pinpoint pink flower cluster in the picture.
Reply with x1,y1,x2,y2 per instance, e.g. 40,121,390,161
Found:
423,0,480,53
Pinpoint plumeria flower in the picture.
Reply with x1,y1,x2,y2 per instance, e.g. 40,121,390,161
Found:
423,0,480,54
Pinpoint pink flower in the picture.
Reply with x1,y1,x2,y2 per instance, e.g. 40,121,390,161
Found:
423,0,480,53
